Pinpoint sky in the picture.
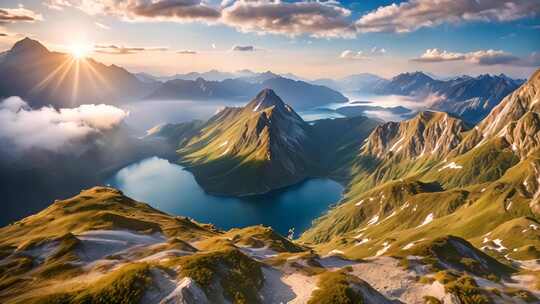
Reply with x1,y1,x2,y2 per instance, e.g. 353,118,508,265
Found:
0,0,539,79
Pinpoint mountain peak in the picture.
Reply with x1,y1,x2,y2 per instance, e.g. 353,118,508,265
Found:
9,37,49,55
363,110,467,160
247,88,286,112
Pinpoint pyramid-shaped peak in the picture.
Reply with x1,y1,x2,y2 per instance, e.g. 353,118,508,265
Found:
10,37,49,55
247,89,286,112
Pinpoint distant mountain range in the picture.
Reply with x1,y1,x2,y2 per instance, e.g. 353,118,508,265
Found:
0,38,346,110
136,69,307,83
312,73,387,92
146,76,348,110
0,38,156,108
371,71,524,123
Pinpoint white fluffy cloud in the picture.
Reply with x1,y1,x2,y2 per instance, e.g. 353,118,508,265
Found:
411,49,465,62
340,47,386,60
411,48,532,66
44,0,221,22
221,0,354,38
0,6,43,23
356,0,540,33
0,97,128,152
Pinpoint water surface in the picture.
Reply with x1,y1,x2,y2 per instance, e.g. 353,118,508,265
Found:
108,157,343,237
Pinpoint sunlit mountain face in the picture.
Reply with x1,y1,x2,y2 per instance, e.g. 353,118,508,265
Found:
1,1,540,304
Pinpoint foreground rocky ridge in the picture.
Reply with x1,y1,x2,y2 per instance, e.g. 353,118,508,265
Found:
2,187,538,304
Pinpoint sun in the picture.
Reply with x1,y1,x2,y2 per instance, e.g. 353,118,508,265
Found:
69,43,92,59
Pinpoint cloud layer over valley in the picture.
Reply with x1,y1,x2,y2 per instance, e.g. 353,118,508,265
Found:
0,97,128,153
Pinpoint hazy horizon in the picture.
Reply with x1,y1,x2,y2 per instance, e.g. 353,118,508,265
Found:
1,0,539,79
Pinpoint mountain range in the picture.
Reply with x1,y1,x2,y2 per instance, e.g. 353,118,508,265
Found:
312,73,387,92
372,71,524,123
0,38,346,110
145,75,348,110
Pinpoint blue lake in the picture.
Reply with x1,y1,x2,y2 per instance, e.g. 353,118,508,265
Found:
107,157,343,237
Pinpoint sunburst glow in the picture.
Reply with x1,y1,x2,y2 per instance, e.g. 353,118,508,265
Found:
69,43,92,59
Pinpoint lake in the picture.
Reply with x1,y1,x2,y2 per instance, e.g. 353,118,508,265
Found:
107,157,343,237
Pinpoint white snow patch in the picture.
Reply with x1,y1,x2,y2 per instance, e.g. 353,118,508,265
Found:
438,162,462,172
418,213,434,227
355,200,364,207
253,101,263,112
328,249,344,256
161,277,209,304
356,238,370,246
367,215,379,226
375,242,391,256
403,239,424,250
239,246,278,260
482,239,507,253
493,239,507,252
400,201,410,210
76,230,165,262
218,140,228,148
219,147,230,156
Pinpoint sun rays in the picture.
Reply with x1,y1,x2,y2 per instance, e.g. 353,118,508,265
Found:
68,43,92,59
28,45,115,106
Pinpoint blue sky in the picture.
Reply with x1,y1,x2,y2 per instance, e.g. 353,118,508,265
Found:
1,0,539,79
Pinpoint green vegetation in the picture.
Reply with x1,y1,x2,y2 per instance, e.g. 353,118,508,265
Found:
307,270,364,304
26,263,151,304
177,249,263,304
503,288,539,303
444,275,491,304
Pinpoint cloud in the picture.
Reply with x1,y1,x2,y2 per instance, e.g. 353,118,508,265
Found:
340,50,369,60
95,21,110,30
466,49,518,65
232,45,255,51
0,7,43,23
221,0,355,38
356,0,540,33
411,48,531,66
411,49,466,62
94,44,168,55
340,47,386,60
0,97,128,153
44,0,221,22
177,50,197,54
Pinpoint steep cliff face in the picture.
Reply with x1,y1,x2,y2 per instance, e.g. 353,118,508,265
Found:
362,111,468,161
